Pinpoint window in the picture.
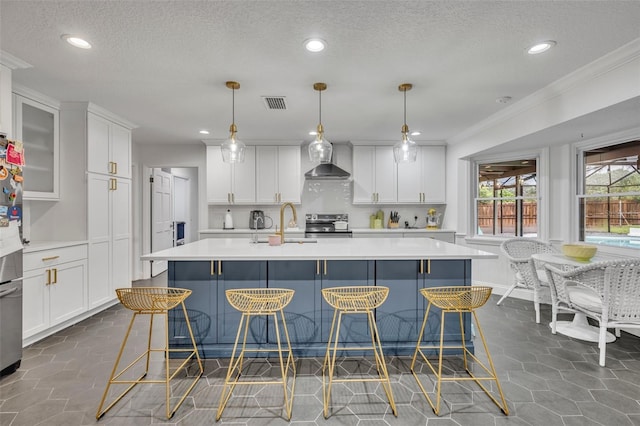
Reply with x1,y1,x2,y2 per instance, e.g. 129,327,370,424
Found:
475,158,538,237
578,139,640,249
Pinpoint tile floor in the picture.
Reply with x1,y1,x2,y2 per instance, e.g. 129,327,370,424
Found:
2,274,640,425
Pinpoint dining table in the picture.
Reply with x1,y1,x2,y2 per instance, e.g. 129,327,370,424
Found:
531,252,616,343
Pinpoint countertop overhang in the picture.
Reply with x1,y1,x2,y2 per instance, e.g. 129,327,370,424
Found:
142,237,496,261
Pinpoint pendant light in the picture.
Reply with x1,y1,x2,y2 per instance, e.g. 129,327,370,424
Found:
393,83,417,163
220,81,246,163
308,82,333,163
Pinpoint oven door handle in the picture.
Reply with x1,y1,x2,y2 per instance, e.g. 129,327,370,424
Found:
0,286,18,298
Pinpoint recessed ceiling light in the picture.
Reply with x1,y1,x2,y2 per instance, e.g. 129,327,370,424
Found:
410,131,421,136
308,130,317,136
527,40,556,55
61,34,92,49
199,130,210,135
304,38,326,53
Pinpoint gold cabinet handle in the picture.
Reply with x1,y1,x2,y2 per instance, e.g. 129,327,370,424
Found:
218,260,222,276
211,260,215,276
324,260,327,275
113,178,117,190
108,161,113,174
316,260,320,275
232,193,235,203
42,255,60,262
113,162,118,175
427,259,431,275
53,268,58,284
46,269,51,285
419,259,424,274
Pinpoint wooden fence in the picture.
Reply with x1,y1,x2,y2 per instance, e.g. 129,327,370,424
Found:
477,201,640,234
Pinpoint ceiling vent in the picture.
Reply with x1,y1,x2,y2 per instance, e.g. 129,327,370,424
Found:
262,96,287,110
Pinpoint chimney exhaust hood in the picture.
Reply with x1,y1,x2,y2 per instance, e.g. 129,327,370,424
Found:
304,162,350,180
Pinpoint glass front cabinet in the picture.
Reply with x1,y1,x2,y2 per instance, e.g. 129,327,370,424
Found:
13,92,60,200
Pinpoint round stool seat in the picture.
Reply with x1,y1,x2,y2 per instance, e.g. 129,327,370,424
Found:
419,286,492,311
116,287,192,312
225,288,294,313
321,286,389,310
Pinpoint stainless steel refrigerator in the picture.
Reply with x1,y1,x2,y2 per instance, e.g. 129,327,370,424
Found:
0,134,24,376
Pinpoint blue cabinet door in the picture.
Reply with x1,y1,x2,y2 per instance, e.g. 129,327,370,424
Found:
267,261,321,346
421,259,471,343
375,260,421,345
321,260,375,343
216,261,268,344
168,261,216,350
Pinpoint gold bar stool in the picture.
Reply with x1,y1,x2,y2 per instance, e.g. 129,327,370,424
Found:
321,286,397,418
96,287,203,420
410,286,509,416
217,288,296,421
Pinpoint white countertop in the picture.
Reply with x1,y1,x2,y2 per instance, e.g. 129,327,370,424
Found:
200,228,453,234
351,228,455,233
199,228,303,234
141,237,495,261
24,240,88,253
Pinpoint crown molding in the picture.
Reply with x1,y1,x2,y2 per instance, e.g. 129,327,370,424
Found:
0,50,32,69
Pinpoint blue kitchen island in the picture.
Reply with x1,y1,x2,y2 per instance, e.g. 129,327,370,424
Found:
141,237,497,358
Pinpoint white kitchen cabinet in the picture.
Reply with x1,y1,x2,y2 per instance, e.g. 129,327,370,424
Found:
397,145,446,204
352,146,397,204
87,173,131,309
13,91,60,200
256,146,300,204
206,145,256,204
22,244,88,339
87,111,131,178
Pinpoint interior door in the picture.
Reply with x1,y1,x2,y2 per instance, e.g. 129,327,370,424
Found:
151,169,173,276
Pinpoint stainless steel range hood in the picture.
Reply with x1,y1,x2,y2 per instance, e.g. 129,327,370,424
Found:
304,143,351,180
304,162,350,180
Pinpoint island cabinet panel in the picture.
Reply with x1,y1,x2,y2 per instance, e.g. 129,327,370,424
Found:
375,260,421,344
168,261,217,351
267,261,321,345
421,259,471,344
216,261,268,344
376,259,471,352
168,260,267,356
320,260,375,344
267,260,374,355
166,258,473,357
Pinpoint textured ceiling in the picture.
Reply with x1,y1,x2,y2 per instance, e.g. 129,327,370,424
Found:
1,1,639,147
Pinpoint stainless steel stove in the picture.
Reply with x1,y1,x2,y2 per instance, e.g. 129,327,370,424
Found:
304,213,352,238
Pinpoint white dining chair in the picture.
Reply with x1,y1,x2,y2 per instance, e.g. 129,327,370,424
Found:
544,259,640,367
499,238,558,323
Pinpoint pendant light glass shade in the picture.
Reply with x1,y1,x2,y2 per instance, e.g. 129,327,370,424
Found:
308,82,333,163
221,81,246,163
393,83,418,163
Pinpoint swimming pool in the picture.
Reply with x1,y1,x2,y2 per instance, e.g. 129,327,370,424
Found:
585,235,640,249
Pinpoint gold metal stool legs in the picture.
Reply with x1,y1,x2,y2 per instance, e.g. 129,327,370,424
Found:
216,289,296,421
321,286,397,418
96,289,203,420
410,287,509,416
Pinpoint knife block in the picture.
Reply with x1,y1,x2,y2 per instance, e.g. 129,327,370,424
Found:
387,219,399,229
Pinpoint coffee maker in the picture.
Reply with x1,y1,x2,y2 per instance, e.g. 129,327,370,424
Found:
249,210,265,229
